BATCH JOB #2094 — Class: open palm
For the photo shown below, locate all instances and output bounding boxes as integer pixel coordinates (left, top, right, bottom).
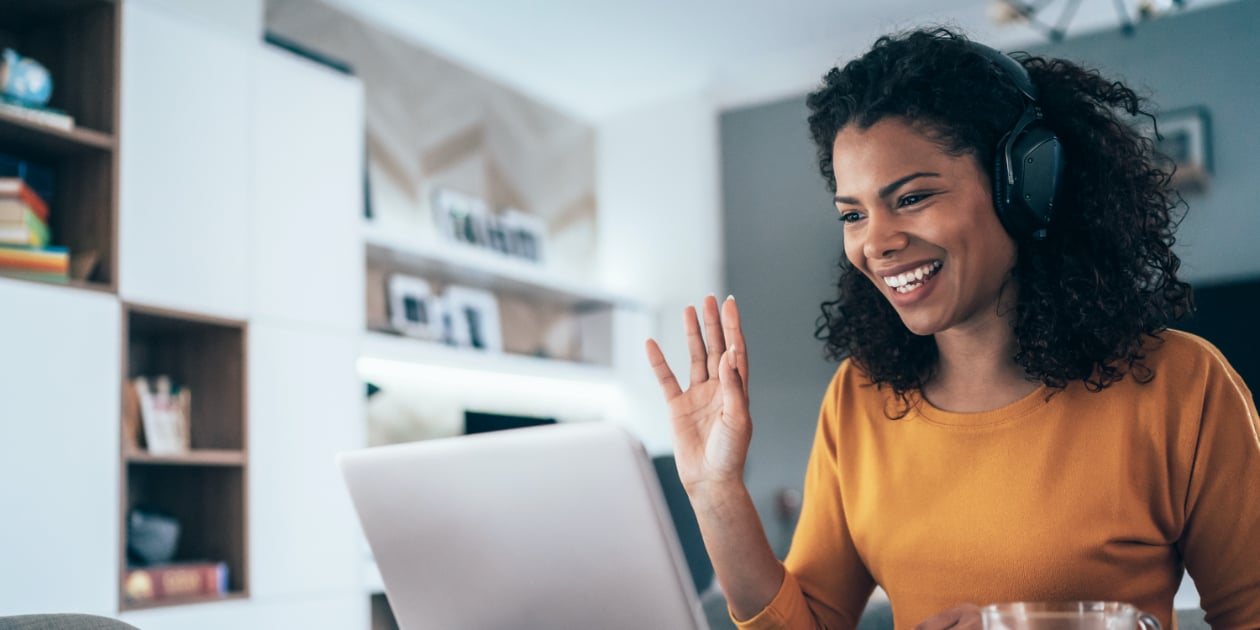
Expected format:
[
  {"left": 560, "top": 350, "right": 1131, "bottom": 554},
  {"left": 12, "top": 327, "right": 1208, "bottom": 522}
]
[{"left": 645, "top": 295, "right": 752, "bottom": 492}]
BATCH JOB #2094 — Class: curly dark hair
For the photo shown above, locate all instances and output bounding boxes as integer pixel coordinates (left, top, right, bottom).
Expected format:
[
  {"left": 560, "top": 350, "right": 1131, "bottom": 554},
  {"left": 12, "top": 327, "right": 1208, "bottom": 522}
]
[{"left": 807, "top": 27, "right": 1193, "bottom": 412}]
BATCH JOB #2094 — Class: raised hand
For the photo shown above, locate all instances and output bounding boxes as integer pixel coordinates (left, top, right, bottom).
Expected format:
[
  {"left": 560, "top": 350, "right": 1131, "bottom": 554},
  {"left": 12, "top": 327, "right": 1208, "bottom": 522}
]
[{"left": 645, "top": 295, "right": 752, "bottom": 493}]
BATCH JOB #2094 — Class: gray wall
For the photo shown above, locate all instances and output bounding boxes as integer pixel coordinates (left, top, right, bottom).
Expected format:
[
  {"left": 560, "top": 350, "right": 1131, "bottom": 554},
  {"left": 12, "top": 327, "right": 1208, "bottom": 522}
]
[
  {"left": 719, "top": 0, "right": 1260, "bottom": 555},
  {"left": 721, "top": 97, "right": 837, "bottom": 555},
  {"left": 1028, "top": 0, "right": 1260, "bottom": 284}
]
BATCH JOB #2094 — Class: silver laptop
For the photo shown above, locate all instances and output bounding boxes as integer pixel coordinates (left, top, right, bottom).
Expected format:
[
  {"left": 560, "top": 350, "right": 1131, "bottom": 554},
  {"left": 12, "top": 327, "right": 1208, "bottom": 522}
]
[{"left": 338, "top": 422, "right": 711, "bottom": 630}]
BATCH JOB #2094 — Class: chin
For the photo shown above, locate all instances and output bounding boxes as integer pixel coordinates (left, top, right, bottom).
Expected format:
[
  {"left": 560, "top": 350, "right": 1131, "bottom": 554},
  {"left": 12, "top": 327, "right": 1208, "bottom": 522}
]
[
  {"left": 891, "top": 309, "right": 947, "bottom": 337},
  {"left": 898, "top": 319, "right": 941, "bottom": 337}
]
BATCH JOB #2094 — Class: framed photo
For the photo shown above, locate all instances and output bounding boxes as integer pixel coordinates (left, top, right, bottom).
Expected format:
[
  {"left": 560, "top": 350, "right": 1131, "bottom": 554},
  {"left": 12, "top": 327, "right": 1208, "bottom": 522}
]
[
  {"left": 388, "top": 274, "right": 443, "bottom": 340},
  {"left": 499, "top": 208, "right": 547, "bottom": 263},
  {"left": 133, "top": 375, "right": 191, "bottom": 455},
  {"left": 431, "top": 187, "right": 496, "bottom": 247},
  {"left": 1148, "top": 106, "right": 1212, "bottom": 193},
  {"left": 444, "top": 285, "right": 503, "bottom": 352}
]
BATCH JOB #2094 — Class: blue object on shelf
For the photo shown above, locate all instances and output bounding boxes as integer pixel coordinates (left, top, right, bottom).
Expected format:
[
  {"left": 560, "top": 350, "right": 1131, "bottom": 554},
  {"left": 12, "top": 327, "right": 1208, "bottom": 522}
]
[
  {"left": 127, "top": 508, "right": 181, "bottom": 566},
  {"left": 0, "top": 151, "right": 55, "bottom": 203},
  {"left": 1, "top": 48, "right": 53, "bottom": 106}
]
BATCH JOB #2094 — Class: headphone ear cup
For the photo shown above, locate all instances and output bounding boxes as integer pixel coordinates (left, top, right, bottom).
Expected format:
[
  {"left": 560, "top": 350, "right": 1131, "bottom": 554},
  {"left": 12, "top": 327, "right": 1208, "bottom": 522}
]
[
  {"left": 1007, "top": 123, "right": 1064, "bottom": 238},
  {"left": 992, "top": 135, "right": 1015, "bottom": 236}
]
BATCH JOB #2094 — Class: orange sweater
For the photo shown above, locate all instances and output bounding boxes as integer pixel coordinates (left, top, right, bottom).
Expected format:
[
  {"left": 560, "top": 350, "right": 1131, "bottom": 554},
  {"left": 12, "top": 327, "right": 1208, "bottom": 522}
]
[{"left": 736, "top": 331, "right": 1260, "bottom": 630}]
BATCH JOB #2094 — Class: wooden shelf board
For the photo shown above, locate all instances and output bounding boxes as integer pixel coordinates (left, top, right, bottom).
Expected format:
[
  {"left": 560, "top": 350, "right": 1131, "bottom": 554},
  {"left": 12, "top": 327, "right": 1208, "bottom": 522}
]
[
  {"left": 0, "top": 271, "right": 114, "bottom": 294},
  {"left": 124, "top": 301, "right": 248, "bottom": 329},
  {"left": 120, "top": 591, "right": 247, "bottom": 612},
  {"left": 0, "top": 113, "right": 114, "bottom": 157},
  {"left": 125, "top": 449, "right": 247, "bottom": 467}
]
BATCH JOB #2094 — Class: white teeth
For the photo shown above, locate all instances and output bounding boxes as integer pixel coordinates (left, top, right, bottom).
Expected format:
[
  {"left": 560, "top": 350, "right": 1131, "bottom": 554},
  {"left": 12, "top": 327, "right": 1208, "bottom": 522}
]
[{"left": 882, "top": 261, "right": 941, "bottom": 288}]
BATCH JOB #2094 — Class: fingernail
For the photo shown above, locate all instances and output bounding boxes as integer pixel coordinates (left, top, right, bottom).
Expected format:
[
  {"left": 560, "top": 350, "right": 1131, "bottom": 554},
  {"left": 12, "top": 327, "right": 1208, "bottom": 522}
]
[{"left": 726, "top": 294, "right": 735, "bottom": 302}]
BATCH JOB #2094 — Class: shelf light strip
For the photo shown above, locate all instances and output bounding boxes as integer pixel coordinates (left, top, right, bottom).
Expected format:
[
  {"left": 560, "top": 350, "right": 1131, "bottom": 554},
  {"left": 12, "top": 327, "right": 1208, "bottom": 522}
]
[{"left": 356, "top": 356, "right": 625, "bottom": 406}]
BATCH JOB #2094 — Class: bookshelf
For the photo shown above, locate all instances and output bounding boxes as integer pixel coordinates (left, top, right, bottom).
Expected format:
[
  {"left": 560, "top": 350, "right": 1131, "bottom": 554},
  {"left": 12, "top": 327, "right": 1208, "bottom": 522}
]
[
  {"left": 0, "top": 0, "right": 119, "bottom": 290},
  {"left": 3, "top": 3, "right": 369, "bottom": 623},
  {"left": 364, "top": 219, "right": 641, "bottom": 372},
  {"left": 120, "top": 303, "right": 249, "bottom": 611}
]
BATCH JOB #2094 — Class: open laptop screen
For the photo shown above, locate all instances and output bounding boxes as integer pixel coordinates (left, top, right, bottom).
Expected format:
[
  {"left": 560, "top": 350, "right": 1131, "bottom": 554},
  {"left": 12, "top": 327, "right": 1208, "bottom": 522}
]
[{"left": 338, "top": 422, "right": 710, "bottom": 630}]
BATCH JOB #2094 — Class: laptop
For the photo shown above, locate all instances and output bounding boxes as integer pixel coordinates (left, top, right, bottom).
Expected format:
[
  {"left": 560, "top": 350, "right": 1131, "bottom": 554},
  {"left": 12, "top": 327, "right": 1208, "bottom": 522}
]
[{"left": 338, "top": 422, "right": 711, "bottom": 630}]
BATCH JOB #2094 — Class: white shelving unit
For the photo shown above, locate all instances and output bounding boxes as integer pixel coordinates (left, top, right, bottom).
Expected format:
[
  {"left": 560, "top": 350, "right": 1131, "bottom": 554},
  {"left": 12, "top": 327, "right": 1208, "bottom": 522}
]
[
  {"left": 362, "top": 216, "right": 653, "bottom": 378},
  {"left": 357, "top": 220, "right": 643, "bottom": 440},
  {"left": 362, "top": 219, "right": 639, "bottom": 310}
]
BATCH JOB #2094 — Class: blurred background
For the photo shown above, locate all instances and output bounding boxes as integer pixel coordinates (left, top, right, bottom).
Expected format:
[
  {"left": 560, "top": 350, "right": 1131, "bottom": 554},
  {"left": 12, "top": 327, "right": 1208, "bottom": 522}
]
[{"left": 0, "top": 0, "right": 1254, "bottom": 628}]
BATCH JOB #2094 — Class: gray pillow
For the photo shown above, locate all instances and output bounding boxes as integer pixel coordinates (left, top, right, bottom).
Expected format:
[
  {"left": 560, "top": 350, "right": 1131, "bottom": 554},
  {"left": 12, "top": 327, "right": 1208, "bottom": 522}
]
[{"left": 0, "top": 614, "right": 141, "bottom": 630}]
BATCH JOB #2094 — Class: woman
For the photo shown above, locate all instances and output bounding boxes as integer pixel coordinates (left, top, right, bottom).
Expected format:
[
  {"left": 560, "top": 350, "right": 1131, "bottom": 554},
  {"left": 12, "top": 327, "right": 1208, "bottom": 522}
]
[{"left": 645, "top": 28, "right": 1260, "bottom": 630}]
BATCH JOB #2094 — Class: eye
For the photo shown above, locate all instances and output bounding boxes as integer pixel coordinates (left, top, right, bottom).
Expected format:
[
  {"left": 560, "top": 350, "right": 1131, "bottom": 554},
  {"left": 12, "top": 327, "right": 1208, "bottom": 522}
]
[
  {"left": 838, "top": 211, "right": 864, "bottom": 224},
  {"left": 898, "top": 193, "right": 932, "bottom": 207}
]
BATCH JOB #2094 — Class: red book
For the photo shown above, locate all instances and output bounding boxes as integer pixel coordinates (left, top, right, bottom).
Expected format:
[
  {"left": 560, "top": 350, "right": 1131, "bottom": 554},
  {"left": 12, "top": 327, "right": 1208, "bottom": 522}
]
[
  {"left": 0, "top": 177, "right": 48, "bottom": 222},
  {"left": 124, "top": 562, "right": 229, "bottom": 603}
]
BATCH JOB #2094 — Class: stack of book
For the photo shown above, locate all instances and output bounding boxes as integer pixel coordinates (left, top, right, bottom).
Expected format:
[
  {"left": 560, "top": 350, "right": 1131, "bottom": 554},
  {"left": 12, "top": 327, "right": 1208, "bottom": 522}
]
[
  {"left": 0, "top": 175, "right": 67, "bottom": 282},
  {"left": 123, "top": 561, "right": 230, "bottom": 604}
]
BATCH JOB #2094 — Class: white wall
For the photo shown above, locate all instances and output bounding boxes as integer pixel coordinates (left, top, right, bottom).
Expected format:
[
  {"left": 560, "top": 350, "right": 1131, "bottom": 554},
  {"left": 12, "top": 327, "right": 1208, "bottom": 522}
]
[
  {"left": 596, "top": 90, "right": 723, "bottom": 454},
  {"left": 129, "top": 0, "right": 263, "bottom": 44}
]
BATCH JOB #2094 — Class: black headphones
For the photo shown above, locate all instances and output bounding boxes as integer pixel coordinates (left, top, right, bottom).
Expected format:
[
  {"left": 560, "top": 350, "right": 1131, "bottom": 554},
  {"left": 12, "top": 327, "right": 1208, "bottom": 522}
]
[{"left": 968, "top": 42, "right": 1064, "bottom": 241}]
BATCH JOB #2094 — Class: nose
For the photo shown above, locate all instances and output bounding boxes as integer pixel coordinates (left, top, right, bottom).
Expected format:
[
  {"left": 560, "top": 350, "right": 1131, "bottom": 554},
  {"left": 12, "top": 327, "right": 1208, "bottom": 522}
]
[{"left": 862, "top": 212, "right": 910, "bottom": 260}]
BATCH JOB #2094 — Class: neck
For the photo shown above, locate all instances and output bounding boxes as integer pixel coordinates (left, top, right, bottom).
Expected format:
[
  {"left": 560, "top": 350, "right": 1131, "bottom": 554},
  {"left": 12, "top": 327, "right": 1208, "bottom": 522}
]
[{"left": 923, "top": 310, "right": 1038, "bottom": 413}]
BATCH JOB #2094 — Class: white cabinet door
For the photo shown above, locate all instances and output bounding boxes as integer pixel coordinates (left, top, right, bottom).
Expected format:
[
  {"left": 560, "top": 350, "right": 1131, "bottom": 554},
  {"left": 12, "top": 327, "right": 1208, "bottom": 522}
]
[
  {"left": 119, "top": 593, "right": 367, "bottom": 630},
  {"left": 252, "top": 46, "right": 364, "bottom": 333},
  {"left": 248, "top": 323, "right": 365, "bottom": 599},
  {"left": 0, "top": 279, "right": 120, "bottom": 615},
  {"left": 119, "top": 1, "right": 252, "bottom": 318}
]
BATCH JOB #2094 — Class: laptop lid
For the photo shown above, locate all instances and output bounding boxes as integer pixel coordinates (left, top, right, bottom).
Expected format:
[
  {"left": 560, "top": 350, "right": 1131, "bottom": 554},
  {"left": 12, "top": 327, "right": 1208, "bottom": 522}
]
[{"left": 338, "top": 422, "right": 710, "bottom": 630}]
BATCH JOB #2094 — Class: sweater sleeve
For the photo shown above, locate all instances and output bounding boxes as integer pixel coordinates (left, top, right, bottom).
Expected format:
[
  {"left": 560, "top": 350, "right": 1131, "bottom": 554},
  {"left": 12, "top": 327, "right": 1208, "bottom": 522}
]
[
  {"left": 734, "top": 370, "right": 876, "bottom": 630},
  {"left": 1177, "top": 343, "right": 1260, "bottom": 629}
]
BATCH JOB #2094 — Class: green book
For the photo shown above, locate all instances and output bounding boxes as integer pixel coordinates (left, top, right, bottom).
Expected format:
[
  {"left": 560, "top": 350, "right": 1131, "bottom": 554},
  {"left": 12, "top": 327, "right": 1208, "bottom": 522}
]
[
  {"left": 0, "top": 207, "right": 49, "bottom": 246},
  {"left": 1, "top": 269, "right": 67, "bottom": 283}
]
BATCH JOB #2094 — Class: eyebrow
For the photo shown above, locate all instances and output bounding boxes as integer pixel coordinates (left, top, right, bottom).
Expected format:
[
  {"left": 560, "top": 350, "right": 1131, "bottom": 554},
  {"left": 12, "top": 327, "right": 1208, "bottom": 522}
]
[{"left": 833, "top": 171, "right": 941, "bottom": 205}]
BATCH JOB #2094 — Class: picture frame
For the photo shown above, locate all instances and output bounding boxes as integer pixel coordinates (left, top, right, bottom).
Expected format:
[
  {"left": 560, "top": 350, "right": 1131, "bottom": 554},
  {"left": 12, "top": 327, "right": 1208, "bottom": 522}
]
[
  {"left": 443, "top": 285, "right": 503, "bottom": 352},
  {"left": 388, "top": 274, "right": 444, "bottom": 340},
  {"left": 133, "top": 375, "right": 191, "bottom": 455},
  {"left": 431, "top": 187, "right": 547, "bottom": 264},
  {"left": 430, "top": 187, "right": 466, "bottom": 243},
  {"left": 431, "top": 187, "right": 493, "bottom": 247},
  {"left": 1147, "top": 106, "right": 1212, "bottom": 193},
  {"left": 499, "top": 208, "right": 547, "bottom": 263}
]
